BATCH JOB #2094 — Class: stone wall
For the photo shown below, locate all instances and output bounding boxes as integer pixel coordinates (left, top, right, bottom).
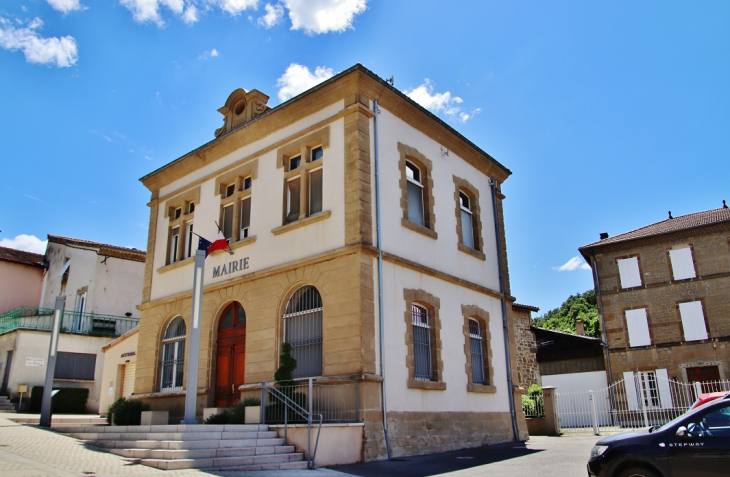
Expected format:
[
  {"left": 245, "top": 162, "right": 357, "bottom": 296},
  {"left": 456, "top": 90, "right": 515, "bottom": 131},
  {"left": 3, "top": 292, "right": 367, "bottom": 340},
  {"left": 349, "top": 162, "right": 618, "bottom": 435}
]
[{"left": 511, "top": 305, "right": 540, "bottom": 389}]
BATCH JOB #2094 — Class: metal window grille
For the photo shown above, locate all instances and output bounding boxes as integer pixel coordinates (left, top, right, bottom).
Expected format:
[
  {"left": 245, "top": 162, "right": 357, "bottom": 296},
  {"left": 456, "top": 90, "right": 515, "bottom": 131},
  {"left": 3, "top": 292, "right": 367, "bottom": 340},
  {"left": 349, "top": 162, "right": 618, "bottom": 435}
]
[
  {"left": 412, "top": 304, "right": 432, "bottom": 380},
  {"left": 159, "top": 317, "right": 186, "bottom": 391},
  {"left": 284, "top": 286, "right": 323, "bottom": 378},
  {"left": 469, "top": 319, "right": 486, "bottom": 385}
]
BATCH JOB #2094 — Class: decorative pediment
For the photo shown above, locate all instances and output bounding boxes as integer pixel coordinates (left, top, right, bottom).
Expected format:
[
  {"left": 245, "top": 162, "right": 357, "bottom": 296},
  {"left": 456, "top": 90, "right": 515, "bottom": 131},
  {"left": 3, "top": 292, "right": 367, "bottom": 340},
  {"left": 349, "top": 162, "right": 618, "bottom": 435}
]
[{"left": 214, "top": 88, "right": 271, "bottom": 138}]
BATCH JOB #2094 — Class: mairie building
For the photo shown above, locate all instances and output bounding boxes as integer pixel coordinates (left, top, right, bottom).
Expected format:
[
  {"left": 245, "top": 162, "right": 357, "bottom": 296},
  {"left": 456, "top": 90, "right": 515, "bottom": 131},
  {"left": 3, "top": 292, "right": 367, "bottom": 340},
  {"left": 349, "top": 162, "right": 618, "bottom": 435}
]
[{"left": 134, "top": 64, "right": 528, "bottom": 461}]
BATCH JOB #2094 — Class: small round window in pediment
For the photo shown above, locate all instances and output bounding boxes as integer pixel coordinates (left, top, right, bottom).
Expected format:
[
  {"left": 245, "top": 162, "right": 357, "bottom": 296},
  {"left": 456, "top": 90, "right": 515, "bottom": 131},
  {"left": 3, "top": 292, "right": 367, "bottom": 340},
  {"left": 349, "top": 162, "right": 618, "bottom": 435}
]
[{"left": 233, "top": 99, "right": 246, "bottom": 116}]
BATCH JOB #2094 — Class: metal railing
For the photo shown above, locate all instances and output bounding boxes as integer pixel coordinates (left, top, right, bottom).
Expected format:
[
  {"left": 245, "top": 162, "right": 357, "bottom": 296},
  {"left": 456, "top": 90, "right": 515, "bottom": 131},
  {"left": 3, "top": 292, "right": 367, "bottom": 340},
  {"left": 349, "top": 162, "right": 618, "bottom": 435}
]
[
  {"left": 522, "top": 392, "right": 545, "bottom": 418},
  {"left": 260, "top": 381, "right": 323, "bottom": 470},
  {"left": 259, "top": 377, "right": 359, "bottom": 424},
  {"left": 556, "top": 375, "right": 730, "bottom": 435},
  {"left": 0, "top": 306, "right": 139, "bottom": 337}
]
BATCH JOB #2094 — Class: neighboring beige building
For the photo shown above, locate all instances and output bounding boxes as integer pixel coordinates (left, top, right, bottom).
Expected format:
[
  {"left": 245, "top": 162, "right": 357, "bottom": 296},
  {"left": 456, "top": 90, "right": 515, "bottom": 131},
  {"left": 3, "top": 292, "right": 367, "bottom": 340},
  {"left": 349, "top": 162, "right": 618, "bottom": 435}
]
[
  {"left": 135, "top": 64, "right": 528, "bottom": 460},
  {"left": 0, "top": 236, "right": 145, "bottom": 412},
  {"left": 579, "top": 205, "right": 730, "bottom": 402},
  {"left": 99, "top": 327, "right": 139, "bottom": 415},
  {"left": 0, "top": 246, "right": 45, "bottom": 315}
]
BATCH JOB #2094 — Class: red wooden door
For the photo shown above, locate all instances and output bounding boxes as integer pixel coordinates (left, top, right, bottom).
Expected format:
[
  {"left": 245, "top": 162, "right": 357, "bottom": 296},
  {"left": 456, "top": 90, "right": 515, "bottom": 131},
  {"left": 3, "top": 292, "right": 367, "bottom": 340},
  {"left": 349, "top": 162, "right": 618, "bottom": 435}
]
[
  {"left": 687, "top": 365, "right": 721, "bottom": 394},
  {"left": 215, "top": 303, "right": 246, "bottom": 408}
]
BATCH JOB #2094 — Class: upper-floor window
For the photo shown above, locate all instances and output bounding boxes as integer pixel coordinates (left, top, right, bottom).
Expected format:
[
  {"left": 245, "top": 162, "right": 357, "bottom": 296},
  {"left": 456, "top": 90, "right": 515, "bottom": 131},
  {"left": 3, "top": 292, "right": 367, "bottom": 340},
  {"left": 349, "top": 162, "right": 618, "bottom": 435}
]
[
  {"left": 214, "top": 162, "right": 257, "bottom": 245},
  {"left": 406, "top": 161, "right": 425, "bottom": 226},
  {"left": 669, "top": 246, "right": 696, "bottom": 281},
  {"left": 284, "top": 146, "right": 324, "bottom": 224},
  {"left": 679, "top": 301, "right": 708, "bottom": 341},
  {"left": 398, "top": 143, "right": 436, "bottom": 238},
  {"left": 164, "top": 186, "right": 200, "bottom": 266},
  {"left": 617, "top": 257, "right": 642, "bottom": 289},
  {"left": 625, "top": 308, "right": 651, "bottom": 347},
  {"left": 459, "top": 193, "right": 474, "bottom": 248}
]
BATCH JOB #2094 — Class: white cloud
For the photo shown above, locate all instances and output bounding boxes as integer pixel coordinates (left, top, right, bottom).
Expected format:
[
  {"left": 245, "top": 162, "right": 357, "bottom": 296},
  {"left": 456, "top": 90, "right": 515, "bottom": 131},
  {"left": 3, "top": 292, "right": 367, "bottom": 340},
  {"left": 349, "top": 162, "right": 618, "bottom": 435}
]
[
  {"left": 0, "top": 17, "right": 78, "bottom": 67},
  {"left": 182, "top": 4, "right": 199, "bottom": 23},
  {"left": 284, "top": 0, "right": 367, "bottom": 35},
  {"left": 119, "top": 0, "right": 166, "bottom": 26},
  {"left": 552, "top": 256, "right": 592, "bottom": 272},
  {"left": 46, "top": 0, "right": 86, "bottom": 14},
  {"left": 258, "top": 2, "right": 283, "bottom": 28},
  {"left": 276, "top": 63, "right": 334, "bottom": 102},
  {"left": 0, "top": 234, "right": 48, "bottom": 254},
  {"left": 198, "top": 48, "right": 219, "bottom": 60},
  {"left": 216, "top": 0, "right": 259, "bottom": 15},
  {"left": 404, "top": 79, "right": 481, "bottom": 123}
]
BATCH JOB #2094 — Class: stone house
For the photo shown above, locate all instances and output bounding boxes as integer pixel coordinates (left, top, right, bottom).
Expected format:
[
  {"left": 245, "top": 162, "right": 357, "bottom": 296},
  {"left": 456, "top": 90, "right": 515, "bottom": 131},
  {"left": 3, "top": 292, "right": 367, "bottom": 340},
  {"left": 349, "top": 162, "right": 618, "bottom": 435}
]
[
  {"left": 579, "top": 205, "right": 730, "bottom": 404},
  {"left": 134, "top": 64, "right": 529, "bottom": 461},
  {"left": 0, "top": 235, "right": 144, "bottom": 411},
  {"left": 511, "top": 303, "right": 540, "bottom": 389}
]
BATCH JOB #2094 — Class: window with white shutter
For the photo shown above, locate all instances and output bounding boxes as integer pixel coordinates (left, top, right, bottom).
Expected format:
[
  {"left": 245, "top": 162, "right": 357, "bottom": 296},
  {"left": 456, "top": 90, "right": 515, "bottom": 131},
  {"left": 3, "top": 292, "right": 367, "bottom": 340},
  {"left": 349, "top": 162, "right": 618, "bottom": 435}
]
[
  {"left": 626, "top": 308, "right": 651, "bottom": 347},
  {"left": 617, "top": 257, "right": 642, "bottom": 289},
  {"left": 679, "top": 301, "right": 708, "bottom": 341},
  {"left": 669, "top": 246, "right": 696, "bottom": 281}
]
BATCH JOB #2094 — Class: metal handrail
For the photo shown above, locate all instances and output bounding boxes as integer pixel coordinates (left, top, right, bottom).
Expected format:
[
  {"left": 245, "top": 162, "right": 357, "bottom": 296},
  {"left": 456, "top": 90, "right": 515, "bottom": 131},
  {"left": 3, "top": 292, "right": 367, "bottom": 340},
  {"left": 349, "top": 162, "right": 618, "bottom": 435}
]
[{"left": 260, "top": 381, "right": 323, "bottom": 470}]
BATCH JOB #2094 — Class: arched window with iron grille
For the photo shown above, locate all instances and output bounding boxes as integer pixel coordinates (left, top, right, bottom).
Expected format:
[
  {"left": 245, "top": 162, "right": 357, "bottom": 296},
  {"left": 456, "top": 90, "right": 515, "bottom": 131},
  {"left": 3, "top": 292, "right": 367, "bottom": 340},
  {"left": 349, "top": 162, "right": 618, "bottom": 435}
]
[
  {"left": 159, "top": 316, "right": 186, "bottom": 391},
  {"left": 283, "top": 286, "right": 323, "bottom": 378}
]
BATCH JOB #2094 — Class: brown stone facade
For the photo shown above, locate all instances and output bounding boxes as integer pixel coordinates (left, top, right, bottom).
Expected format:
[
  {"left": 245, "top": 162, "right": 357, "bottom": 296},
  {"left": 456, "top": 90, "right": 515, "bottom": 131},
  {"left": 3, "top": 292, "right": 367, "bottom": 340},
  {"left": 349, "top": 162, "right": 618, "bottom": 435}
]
[
  {"left": 511, "top": 304, "right": 540, "bottom": 389},
  {"left": 586, "top": 220, "right": 730, "bottom": 382}
]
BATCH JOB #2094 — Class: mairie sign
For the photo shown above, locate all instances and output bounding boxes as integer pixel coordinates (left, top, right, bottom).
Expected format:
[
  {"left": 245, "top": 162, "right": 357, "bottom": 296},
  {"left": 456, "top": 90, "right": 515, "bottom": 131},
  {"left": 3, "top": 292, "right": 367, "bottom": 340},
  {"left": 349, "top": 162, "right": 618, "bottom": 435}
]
[{"left": 212, "top": 257, "right": 250, "bottom": 278}]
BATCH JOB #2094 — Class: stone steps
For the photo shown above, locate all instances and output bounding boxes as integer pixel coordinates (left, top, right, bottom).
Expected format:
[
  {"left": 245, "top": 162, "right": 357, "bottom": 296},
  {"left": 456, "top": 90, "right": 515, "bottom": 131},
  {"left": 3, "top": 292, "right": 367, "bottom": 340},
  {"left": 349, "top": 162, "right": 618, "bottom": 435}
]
[
  {"left": 56, "top": 423, "right": 308, "bottom": 471},
  {"left": 0, "top": 396, "right": 16, "bottom": 412}
]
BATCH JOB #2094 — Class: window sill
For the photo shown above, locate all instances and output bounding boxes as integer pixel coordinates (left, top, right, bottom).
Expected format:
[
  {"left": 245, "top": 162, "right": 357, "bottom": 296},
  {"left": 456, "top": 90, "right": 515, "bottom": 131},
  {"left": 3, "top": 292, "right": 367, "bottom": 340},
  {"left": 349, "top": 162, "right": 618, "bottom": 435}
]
[
  {"left": 467, "top": 383, "right": 497, "bottom": 394},
  {"left": 157, "top": 256, "right": 194, "bottom": 274},
  {"left": 458, "top": 244, "right": 486, "bottom": 261},
  {"left": 407, "top": 379, "right": 446, "bottom": 391},
  {"left": 272, "top": 211, "right": 331, "bottom": 236},
  {"left": 229, "top": 235, "right": 257, "bottom": 251},
  {"left": 401, "top": 218, "right": 438, "bottom": 240}
]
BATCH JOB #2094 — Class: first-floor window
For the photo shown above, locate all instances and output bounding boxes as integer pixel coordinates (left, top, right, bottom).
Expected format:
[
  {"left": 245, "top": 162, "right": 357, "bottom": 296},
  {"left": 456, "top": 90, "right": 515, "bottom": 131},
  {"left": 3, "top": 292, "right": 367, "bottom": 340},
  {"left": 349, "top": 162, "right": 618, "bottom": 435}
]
[
  {"left": 283, "top": 285, "right": 322, "bottom": 378},
  {"left": 469, "top": 319, "right": 486, "bottom": 384},
  {"left": 222, "top": 203, "right": 234, "bottom": 241},
  {"left": 160, "top": 317, "right": 186, "bottom": 391},
  {"left": 286, "top": 177, "right": 301, "bottom": 223},
  {"left": 412, "top": 304, "right": 432, "bottom": 381},
  {"left": 240, "top": 197, "right": 251, "bottom": 239},
  {"left": 309, "top": 168, "right": 323, "bottom": 215},
  {"left": 55, "top": 352, "right": 96, "bottom": 380},
  {"left": 169, "top": 226, "right": 180, "bottom": 264}
]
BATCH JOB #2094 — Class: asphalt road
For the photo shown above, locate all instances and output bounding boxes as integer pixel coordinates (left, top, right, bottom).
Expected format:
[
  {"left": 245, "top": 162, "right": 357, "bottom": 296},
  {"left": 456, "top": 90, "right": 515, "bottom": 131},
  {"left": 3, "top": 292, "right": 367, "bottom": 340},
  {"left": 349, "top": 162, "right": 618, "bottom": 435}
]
[{"left": 329, "top": 434, "right": 603, "bottom": 477}]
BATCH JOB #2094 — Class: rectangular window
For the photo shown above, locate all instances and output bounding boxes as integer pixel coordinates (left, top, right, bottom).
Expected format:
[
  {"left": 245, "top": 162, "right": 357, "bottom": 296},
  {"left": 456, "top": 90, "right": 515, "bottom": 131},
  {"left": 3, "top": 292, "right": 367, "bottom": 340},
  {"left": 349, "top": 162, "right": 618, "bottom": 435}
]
[
  {"left": 469, "top": 319, "right": 486, "bottom": 384},
  {"left": 169, "top": 226, "right": 180, "bottom": 264},
  {"left": 642, "top": 371, "right": 660, "bottom": 408},
  {"left": 626, "top": 308, "right": 651, "bottom": 347},
  {"left": 173, "top": 207, "right": 182, "bottom": 220},
  {"left": 243, "top": 176, "right": 252, "bottom": 190},
  {"left": 286, "top": 177, "right": 301, "bottom": 223},
  {"left": 618, "top": 257, "right": 642, "bottom": 289},
  {"left": 240, "top": 197, "right": 251, "bottom": 239},
  {"left": 55, "top": 352, "right": 96, "bottom": 380},
  {"left": 311, "top": 146, "right": 323, "bottom": 162},
  {"left": 669, "top": 247, "right": 696, "bottom": 281},
  {"left": 224, "top": 183, "right": 236, "bottom": 198},
  {"left": 461, "top": 208, "right": 474, "bottom": 249},
  {"left": 185, "top": 221, "right": 194, "bottom": 258},
  {"left": 289, "top": 155, "right": 301, "bottom": 170},
  {"left": 309, "top": 168, "right": 323, "bottom": 215},
  {"left": 412, "top": 304, "right": 433, "bottom": 381},
  {"left": 679, "top": 301, "right": 708, "bottom": 341},
  {"left": 406, "top": 162, "right": 425, "bottom": 226},
  {"left": 221, "top": 204, "right": 234, "bottom": 241}
]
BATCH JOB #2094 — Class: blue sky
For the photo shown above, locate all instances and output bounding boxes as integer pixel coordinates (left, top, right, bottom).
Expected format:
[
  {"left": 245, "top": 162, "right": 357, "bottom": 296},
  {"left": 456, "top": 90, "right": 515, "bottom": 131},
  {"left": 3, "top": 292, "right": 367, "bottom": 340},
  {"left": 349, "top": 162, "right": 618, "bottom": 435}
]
[{"left": 1, "top": 1, "right": 728, "bottom": 315}]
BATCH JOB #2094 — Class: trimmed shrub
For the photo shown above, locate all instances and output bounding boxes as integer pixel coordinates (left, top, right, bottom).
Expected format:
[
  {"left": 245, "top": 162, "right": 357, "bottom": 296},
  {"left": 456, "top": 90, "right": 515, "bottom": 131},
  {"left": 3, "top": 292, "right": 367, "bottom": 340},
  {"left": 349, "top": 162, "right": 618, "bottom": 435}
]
[
  {"left": 111, "top": 398, "right": 150, "bottom": 426},
  {"left": 29, "top": 387, "right": 89, "bottom": 414},
  {"left": 203, "top": 396, "right": 262, "bottom": 425}
]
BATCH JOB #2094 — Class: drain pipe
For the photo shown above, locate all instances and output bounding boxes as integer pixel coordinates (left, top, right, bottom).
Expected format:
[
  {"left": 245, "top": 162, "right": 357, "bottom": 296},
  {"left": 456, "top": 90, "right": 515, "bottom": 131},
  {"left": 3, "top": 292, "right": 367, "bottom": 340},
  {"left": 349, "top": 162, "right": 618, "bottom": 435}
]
[
  {"left": 489, "top": 177, "right": 519, "bottom": 442},
  {"left": 373, "top": 98, "right": 392, "bottom": 459}
]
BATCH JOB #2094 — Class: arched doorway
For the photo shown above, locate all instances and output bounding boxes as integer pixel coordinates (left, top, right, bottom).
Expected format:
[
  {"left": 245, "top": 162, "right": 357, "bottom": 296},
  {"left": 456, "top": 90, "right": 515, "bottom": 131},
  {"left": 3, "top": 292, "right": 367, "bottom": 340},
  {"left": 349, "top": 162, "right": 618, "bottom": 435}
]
[{"left": 215, "top": 302, "right": 246, "bottom": 407}]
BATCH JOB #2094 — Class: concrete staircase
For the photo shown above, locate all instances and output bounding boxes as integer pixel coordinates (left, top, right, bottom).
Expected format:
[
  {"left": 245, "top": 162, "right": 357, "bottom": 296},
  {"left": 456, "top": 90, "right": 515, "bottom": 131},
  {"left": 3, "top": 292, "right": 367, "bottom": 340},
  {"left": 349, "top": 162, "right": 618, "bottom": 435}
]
[
  {"left": 0, "top": 396, "right": 16, "bottom": 412},
  {"left": 54, "top": 424, "right": 308, "bottom": 471}
]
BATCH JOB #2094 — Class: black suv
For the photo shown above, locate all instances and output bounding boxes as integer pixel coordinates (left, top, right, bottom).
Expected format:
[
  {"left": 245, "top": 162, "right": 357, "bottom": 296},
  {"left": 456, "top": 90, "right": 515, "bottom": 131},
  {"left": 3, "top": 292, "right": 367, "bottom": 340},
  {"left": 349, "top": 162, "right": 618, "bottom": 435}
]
[{"left": 587, "top": 392, "right": 730, "bottom": 477}]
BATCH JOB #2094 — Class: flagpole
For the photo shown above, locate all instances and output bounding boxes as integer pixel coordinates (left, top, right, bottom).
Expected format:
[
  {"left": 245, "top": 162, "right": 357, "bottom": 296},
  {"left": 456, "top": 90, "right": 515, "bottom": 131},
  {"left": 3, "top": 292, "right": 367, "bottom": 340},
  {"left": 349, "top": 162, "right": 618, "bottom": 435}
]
[{"left": 183, "top": 248, "right": 205, "bottom": 424}]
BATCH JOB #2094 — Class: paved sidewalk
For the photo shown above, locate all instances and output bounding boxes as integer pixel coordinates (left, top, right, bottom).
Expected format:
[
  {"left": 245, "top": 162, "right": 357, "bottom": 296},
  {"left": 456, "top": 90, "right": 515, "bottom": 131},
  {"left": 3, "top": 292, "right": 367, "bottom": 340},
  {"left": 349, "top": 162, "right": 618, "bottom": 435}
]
[{"left": 0, "top": 417, "right": 343, "bottom": 477}]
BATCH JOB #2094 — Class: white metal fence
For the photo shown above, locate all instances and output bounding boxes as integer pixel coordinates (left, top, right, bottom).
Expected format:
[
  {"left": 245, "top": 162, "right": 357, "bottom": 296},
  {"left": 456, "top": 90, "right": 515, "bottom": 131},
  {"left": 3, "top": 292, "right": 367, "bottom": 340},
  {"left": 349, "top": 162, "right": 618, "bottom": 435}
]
[{"left": 555, "top": 374, "right": 730, "bottom": 435}]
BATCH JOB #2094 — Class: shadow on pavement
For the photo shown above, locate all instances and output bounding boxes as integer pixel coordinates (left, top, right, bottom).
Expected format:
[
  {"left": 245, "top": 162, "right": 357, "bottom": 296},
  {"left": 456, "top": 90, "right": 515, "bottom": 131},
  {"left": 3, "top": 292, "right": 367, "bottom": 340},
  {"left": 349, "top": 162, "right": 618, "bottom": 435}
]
[{"left": 329, "top": 441, "right": 543, "bottom": 477}]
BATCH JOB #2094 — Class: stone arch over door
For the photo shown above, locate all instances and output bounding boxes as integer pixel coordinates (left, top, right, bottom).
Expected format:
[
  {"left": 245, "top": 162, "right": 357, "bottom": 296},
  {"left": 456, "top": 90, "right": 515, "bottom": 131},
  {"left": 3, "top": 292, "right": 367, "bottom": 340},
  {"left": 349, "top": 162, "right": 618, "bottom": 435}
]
[{"left": 214, "top": 301, "right": 247, "bottom": 407}]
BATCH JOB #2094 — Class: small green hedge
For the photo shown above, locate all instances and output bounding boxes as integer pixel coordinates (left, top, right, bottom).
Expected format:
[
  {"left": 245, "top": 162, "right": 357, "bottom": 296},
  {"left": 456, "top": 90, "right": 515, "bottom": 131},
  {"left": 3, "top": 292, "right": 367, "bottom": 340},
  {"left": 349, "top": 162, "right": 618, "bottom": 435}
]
[
  {"left": 203, "top": 397, "right": 261, "bottom": 424},
  {"left": 106, "top": 398, "right": 150, "bottom": 426},
  {"left": 29, "top": 386, "right": 89, "bottom": 414}
]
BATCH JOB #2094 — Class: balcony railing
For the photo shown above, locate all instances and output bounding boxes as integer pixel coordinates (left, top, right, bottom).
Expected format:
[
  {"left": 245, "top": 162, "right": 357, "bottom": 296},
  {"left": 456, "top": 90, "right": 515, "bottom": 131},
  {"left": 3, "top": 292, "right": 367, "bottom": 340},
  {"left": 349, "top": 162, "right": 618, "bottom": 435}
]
[{"left": 0, "top": 306, "right": 139, "bottom": 338}]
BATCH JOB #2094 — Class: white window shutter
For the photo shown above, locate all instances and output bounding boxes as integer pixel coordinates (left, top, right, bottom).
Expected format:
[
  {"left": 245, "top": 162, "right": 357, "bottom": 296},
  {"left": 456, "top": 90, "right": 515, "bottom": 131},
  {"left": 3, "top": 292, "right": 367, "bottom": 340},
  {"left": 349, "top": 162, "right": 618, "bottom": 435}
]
[
  {"left": 618, "top": 257, "right": 642, "bottom": 288},
  {"left": 669, "top": 247, "right": 696, "bottom": 281},
  {"left": 679, "top": 301, "right": 708, "bottom": 341},
  {"left": 626, "top": 308, "right": 651, "bottom": 347},
  {"left": 624, "top": 371, "right": 639, "bottom": 411},
  {"left": 655, "top": 369, "right": 673, "bottom": 409}
]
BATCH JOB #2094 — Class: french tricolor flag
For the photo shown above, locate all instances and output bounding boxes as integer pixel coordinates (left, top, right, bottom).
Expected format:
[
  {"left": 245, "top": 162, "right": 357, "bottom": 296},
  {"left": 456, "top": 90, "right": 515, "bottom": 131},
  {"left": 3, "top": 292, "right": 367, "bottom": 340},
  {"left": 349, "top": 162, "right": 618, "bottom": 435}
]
[{"left": 197, "top": 231, "right": 232, "bottom": 257}]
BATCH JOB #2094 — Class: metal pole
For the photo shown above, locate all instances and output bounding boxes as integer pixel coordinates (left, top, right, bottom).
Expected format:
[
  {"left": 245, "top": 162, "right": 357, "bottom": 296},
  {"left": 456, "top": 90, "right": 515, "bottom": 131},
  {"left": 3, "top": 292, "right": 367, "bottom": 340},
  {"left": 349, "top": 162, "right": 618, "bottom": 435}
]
[
  {"left": 40, "top": 296, "right": 64, "bottom": 428},
  {"left": 308, "top": 377, "right": 313, "bottom": 469},
  {"left": 373, "top": 98, "right": 392, "bottom": 458},
  {"left": 490, "top": 178, "right": 520, "bottom": 442},
  {"left": 590, "top": 390, "right": 599, "bottom": 435},
  {"left": 183, "top": 249, "right": 205, "bottom": 424}
]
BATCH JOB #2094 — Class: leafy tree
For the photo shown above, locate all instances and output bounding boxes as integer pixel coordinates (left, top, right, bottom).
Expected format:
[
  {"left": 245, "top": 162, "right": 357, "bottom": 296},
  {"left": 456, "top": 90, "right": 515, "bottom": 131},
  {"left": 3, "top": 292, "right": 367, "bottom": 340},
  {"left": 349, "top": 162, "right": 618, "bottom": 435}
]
[
  {"left": 274, "top": 342, "right": 297, "bottom": 389},
  {"left": 532, "top": 289, "right": 601, "bottom": 338}
]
